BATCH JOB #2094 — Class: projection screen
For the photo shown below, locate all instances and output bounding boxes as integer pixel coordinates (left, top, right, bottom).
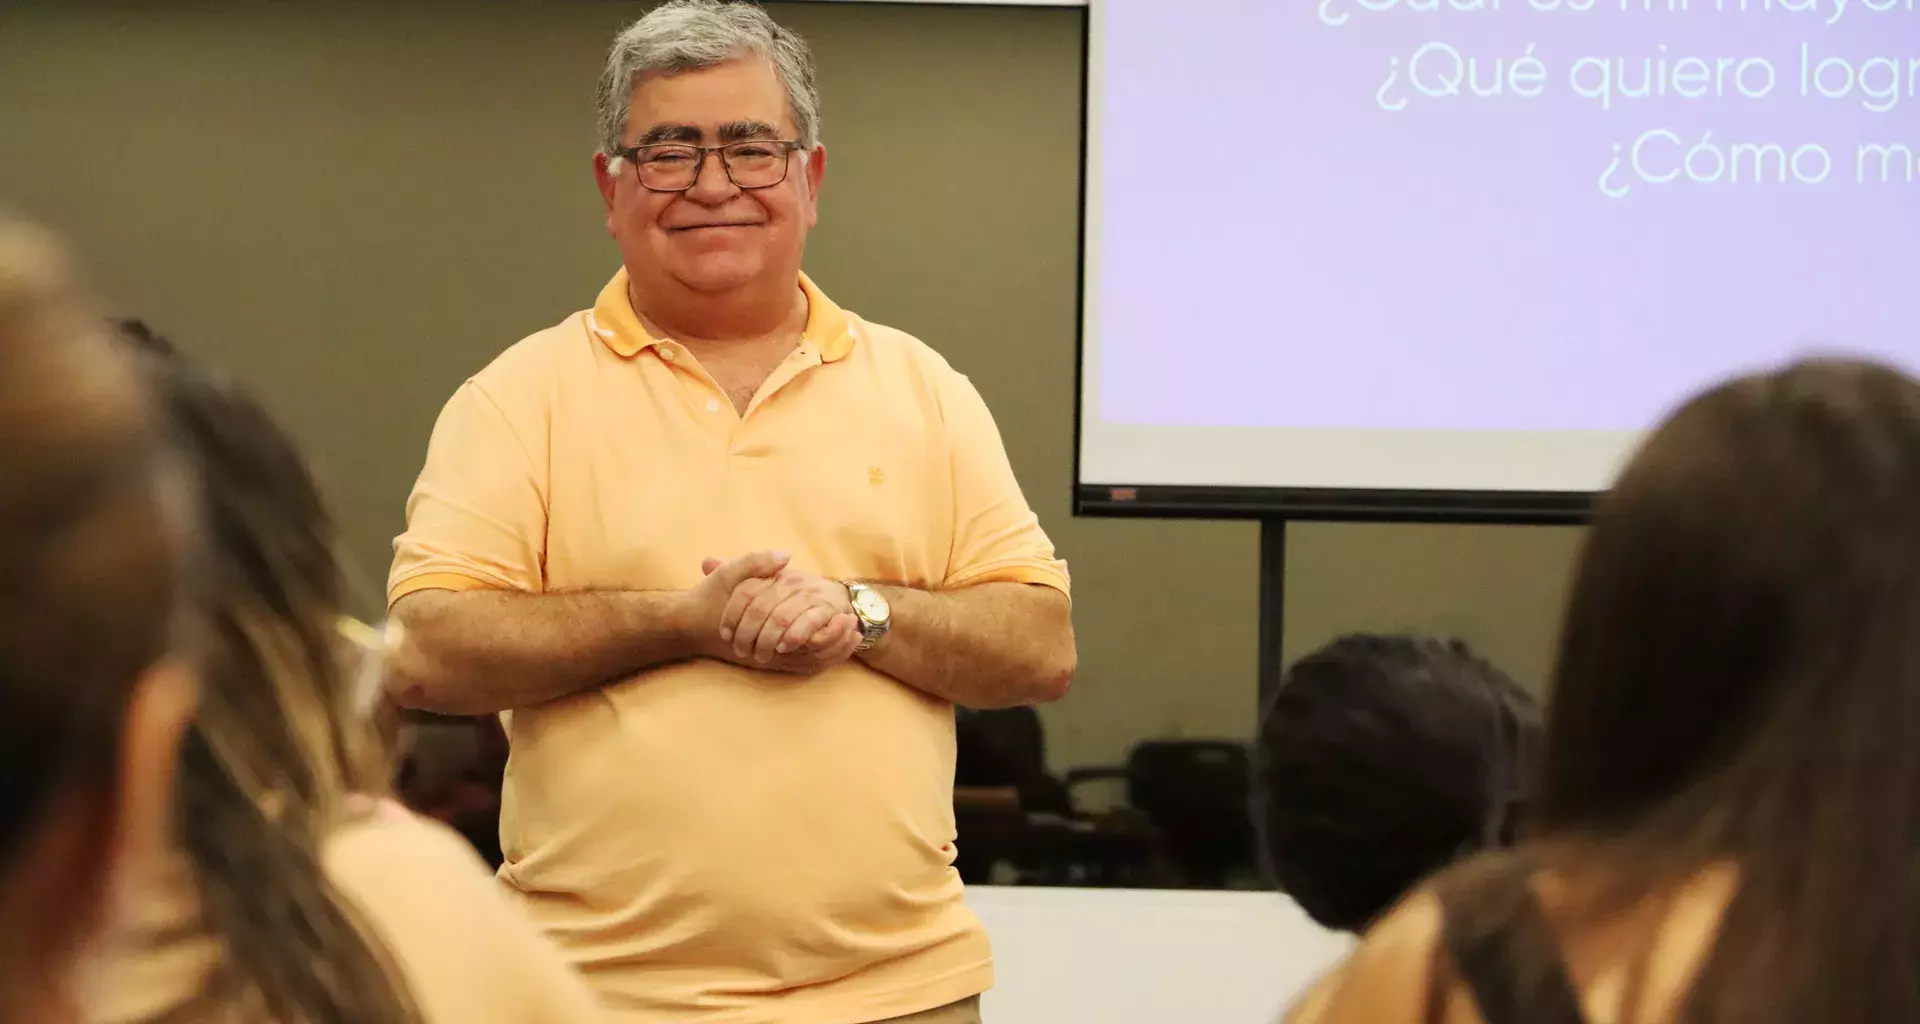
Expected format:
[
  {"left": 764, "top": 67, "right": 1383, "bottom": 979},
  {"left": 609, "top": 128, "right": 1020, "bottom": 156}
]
[{"left": 1075, "top": 0, "right": 1918, "bottom": 520}]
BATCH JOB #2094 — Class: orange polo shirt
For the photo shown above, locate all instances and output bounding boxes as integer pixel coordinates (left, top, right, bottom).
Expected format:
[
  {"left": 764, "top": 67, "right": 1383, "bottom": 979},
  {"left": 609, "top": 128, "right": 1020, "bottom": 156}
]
[{"left": 389, "top": 270, "right": 1068, "bottom": 1024}]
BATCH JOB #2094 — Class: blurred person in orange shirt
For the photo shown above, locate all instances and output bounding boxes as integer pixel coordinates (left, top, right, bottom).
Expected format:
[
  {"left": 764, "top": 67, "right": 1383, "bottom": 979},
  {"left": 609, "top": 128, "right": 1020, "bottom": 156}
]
[
  {"left": 81, "top": 324, "right": 604, "bottom": 1023},
  {"left": 1291, "top": 360, "right": 1920, "bottom": 1024}
]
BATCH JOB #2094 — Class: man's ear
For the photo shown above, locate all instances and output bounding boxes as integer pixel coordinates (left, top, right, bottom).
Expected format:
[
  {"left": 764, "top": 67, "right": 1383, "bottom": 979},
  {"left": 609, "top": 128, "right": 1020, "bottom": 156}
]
[
  {"left": 593, "top": 153, "right": 623, "bottom": 233},
  {"left": 802, "top": 144, "right": 827, "bottom": 228}
]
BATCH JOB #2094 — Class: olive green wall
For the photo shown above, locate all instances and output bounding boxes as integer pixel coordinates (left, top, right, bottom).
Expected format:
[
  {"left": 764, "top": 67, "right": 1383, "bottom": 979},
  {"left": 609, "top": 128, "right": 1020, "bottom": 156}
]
[{"left": 0, "top": 2, "right": 1582, "bottom": 771}]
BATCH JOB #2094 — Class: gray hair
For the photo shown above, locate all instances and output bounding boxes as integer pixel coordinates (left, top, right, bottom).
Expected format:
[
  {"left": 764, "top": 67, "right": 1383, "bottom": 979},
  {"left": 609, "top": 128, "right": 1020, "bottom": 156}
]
[{"left": 595, "top": 0, "right": 822, "bottom": 155}]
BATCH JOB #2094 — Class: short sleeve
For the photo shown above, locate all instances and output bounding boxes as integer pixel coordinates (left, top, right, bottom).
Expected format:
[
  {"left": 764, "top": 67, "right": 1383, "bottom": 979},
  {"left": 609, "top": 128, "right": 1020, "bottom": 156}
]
[
  {"left": 938, "top": 370, "right": 1070, "bottom": 596},
  {"left": 388, "top": 381, "right": 549, "bottom": 608},
  {"left": 323, "top": 814, "right": 606, "bottom": 1023}
]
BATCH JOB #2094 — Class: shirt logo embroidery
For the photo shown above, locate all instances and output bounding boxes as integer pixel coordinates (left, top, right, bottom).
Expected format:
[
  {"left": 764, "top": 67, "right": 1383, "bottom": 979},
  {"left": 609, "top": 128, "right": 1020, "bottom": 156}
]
[{"left": 868, "top": 466, "right": 885, "bottom": 486}]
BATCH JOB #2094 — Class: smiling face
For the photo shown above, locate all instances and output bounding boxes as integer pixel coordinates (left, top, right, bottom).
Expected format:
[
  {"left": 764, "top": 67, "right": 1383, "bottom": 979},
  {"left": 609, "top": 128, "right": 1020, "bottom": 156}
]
[{"left": 595, "top": 55, "right": 825, "bottom": 302}]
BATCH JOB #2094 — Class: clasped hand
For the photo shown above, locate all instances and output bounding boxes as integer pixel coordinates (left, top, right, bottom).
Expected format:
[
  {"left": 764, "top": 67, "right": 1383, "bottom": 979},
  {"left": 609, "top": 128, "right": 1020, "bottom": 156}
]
[{"left": 693, "top": 552, "right": 860, "bottom": 674}]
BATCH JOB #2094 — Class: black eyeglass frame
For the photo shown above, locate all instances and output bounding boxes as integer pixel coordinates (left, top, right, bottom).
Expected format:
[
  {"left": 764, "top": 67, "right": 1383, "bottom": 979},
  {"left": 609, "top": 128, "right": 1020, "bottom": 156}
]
[{"left": 613, "top": 140, "right": 807, "bottom": 193}]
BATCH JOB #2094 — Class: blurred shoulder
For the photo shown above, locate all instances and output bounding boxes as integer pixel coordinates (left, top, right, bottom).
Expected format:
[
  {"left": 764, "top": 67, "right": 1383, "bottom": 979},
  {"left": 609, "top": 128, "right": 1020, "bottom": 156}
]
[
  {"left": 1286, "top": 889, "right": 1460, "bottom": 1024},
  {"left": 322, "top": 806, "right": 605, "bottom": 1022},
  {"left": 322, "top": 801, "right": 492, "bottom": 898}
]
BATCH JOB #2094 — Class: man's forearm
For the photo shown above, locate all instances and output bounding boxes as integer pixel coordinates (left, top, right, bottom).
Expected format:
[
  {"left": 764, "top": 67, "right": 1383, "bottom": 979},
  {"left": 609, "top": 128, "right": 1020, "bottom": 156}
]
[
  {"left": 387, "top": 588, "right": 700, "bottom": 715},
  {"left": 858, "top": 582, "right": 1075, "bottom": 709}
]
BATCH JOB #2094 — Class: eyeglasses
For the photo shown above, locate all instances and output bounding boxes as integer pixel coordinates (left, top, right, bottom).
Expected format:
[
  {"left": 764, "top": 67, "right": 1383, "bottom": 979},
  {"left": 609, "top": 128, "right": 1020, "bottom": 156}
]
[{"left": 615, "top": 140, "right": 804, "bottom": 193}]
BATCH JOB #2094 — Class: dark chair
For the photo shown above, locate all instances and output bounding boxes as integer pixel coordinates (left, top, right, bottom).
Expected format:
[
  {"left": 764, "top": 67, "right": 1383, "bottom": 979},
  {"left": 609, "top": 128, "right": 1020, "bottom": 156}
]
[
  {"left": 956, "top": 706, "right": 1070, "bottom": 814},
  {"left": 1065, "top": 739, "right": 1257, "bottom": 889},
  {"left": 955, "top": 707, "right": 1062, "bottom": 883},
  {"left": 952, "top": 708, "right": 1166, "bottom": 886}
]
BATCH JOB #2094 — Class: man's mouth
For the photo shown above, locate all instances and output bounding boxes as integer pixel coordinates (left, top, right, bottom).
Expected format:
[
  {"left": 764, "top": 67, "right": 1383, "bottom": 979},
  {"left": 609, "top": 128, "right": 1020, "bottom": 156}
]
[{"left": 671, "top": 222, "right": 760, "bottom": 232}]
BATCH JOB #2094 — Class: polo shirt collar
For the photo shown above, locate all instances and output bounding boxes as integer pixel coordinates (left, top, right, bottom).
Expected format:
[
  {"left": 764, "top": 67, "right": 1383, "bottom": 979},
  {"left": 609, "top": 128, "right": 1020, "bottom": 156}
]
[{"left": 587, "top": 268, "right": 855, "bottom": 363}]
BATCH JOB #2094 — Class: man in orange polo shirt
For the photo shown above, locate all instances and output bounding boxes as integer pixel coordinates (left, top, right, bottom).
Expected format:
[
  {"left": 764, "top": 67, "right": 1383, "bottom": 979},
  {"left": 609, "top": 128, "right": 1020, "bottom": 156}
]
[{"left": 383, "top": 3, "right": 1075, "bottom": 1023}]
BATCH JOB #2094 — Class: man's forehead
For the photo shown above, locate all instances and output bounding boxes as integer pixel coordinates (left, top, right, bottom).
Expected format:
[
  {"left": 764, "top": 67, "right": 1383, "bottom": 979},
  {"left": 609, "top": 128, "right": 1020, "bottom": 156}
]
[{"left": 626, "top": 58, "right": 792, "bottom": 138}]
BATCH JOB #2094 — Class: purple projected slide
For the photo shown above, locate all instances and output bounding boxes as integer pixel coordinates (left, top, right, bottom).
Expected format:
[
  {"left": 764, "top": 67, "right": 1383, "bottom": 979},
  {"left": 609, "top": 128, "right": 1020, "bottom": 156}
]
[{"left": 1096, "top": 0, "right": 1918, "bottom": 432}]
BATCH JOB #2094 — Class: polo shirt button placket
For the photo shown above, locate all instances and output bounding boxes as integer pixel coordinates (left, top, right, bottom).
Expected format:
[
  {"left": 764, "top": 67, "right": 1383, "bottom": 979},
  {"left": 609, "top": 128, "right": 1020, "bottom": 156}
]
[{"left": 656, "top": 342, "right": 726, "bottom": 419}]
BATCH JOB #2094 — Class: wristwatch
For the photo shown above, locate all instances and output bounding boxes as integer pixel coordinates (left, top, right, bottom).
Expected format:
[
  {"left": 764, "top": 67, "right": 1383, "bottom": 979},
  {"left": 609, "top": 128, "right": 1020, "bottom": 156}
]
[{"left": 845, "top": 582, "right": 892, "bottom": 653}]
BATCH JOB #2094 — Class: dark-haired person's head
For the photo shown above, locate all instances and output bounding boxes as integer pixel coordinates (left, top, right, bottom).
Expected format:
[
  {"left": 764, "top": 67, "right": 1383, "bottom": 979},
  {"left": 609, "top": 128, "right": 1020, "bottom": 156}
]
[
  {"left": 1530, "top": 358, "right": 1920, "bottom": 1021},
  {"left": 0, "top": 218, "right": 197, "bottom": 1022},
  {"left": 99, "top": 324, "right": 420, "bottom": 1022},
  {"left": 1257, "top": 634, "right": 1539, "bottom": 932}
]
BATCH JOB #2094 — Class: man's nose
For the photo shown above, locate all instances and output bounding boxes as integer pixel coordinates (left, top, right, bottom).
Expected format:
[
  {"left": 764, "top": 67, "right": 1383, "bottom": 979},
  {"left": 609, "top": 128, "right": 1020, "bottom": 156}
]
[{"left": 684, "top": 150, "right": 739, "bottom": 203}]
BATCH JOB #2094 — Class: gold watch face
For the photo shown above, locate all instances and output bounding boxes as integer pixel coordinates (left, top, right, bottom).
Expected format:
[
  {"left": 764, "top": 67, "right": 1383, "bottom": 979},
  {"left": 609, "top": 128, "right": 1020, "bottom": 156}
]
[{"left": 852, "top": 586, "right": 890, "bottom": 625}]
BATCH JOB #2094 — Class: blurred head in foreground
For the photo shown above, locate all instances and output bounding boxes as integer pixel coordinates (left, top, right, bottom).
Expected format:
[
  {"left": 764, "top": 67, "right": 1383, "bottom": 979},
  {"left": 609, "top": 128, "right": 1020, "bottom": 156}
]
[
  {"left": 0, "top": 218, "right": 196, "bottom": 1022},
  {"left": 1257, "top": 634, "right": 1540, "bottom": 931},
  {"left": 1523, "top": 357, "right": 1920, "bottom": 1021},
  {"left": 106, "top": 321, "right": 420, "bottom": 1021}
]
